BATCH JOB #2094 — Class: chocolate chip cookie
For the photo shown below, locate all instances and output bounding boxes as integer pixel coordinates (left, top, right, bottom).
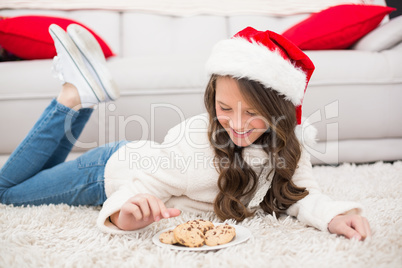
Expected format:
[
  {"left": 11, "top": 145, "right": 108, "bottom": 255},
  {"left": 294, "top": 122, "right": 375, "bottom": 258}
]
[
  {"left": 204, "top": 223, "right": 236, "bottom": 246},
  {"left": 186, "top": 219, "right": 214, "bottom": 233},
  {"left": 159, "top": 230, "right": 178, "bottom": 245},
  {"left": 173, "top": 222, "right": 205, "bottom": 248}
]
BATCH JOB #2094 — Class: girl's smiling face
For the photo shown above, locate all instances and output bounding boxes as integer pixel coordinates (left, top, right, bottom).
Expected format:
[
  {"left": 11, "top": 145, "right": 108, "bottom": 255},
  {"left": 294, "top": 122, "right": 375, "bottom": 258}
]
[{"left": 215, "top": 76, "right": 269, "bottom": 147}]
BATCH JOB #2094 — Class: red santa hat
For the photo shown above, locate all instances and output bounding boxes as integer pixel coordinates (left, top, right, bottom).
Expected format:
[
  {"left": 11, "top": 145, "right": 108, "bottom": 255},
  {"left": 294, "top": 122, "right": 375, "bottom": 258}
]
[{"left": 206, "top": 27, "right": 315, "bottom": 125}]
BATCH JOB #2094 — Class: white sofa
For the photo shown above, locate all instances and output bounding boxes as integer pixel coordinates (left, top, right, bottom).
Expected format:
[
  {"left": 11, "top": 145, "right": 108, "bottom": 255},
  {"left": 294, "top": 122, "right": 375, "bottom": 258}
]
[{"left": 1, "top": 1, "right": 402, "bottom": 166}]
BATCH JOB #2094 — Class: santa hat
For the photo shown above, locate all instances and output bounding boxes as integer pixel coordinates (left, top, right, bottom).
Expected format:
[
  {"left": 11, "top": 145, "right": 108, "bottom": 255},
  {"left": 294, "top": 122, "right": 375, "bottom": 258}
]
[{"left": 206, "top": 27, "right": 315, "bottom": 125}]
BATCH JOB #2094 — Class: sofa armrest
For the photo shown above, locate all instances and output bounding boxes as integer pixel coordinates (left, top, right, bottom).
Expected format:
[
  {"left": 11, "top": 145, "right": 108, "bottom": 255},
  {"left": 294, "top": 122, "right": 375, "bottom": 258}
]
[{"left": 351, "top": 16, "right": 402, "bottom": 52}]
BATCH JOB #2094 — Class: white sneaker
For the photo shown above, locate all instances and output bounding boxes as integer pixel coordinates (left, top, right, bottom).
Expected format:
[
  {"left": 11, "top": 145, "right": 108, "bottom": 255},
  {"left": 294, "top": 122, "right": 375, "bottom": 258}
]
[
  {"left": 49, "top": 24, "right": 105, "bottom": 108},
  {"left": 67, "top": 24, "right": 120, "bottom": 101}
]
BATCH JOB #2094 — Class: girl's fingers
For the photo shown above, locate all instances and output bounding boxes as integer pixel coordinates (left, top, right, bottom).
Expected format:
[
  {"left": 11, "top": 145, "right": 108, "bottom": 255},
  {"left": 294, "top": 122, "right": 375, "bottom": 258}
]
[
  {"left": 342, "top": 223, "right": 361, "bottom": 240},
  {"left": 166, "top": 208, "right": 181, "bottom": 218},
  {"left": 125, "top": 194, "right": 154, "bottom": 221},
  {"left": 125, "top": 194, "right": 176, "bottom": 223},
  {"left": 351, "top": 216, "right": 367, "bottom": 240},
  {"left": 156, "top": 197, "right": 170, "bottom": 219},
  {"left": 124, "top": 201, "right": 144, "bottom": 221},
  {"left": 329, "top": 214, "right": 372, "bottom": 241},
  {"left": 144, "top": 194, "right": 164, "bottom": 221},
  {"left": 138, "top": 195, "right": 166, "bottom": 221},
  {"left": 148, "top": 195, "right": 170, "bottom": 221},
  {"left": 363, "top": 217, "right": 372, "bottom": 238},
  {"left": 135, "top": 196, "right": 151, "bottom": 221}
]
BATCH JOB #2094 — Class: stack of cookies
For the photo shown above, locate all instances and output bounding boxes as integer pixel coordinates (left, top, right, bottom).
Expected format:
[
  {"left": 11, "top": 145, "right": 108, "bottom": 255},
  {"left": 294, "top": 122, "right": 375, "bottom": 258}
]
[{"left": 159, "top": 219, "right": 236, "bottom": 248}]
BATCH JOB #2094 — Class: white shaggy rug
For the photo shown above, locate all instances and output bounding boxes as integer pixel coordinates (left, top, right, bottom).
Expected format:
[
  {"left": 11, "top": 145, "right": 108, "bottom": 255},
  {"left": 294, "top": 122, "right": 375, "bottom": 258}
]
[{"left": 1, "top": 161, "right": 401, "bottom": 268}]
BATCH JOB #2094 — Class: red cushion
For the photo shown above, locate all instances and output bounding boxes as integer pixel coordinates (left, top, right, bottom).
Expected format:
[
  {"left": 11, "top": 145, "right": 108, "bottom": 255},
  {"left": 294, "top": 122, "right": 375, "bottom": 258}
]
[
  {"left": 0, "top": 15, "right": 115, "bottom": 60},
  {"left": 282, "top": 5, "right": 396, "bottom": 50}
]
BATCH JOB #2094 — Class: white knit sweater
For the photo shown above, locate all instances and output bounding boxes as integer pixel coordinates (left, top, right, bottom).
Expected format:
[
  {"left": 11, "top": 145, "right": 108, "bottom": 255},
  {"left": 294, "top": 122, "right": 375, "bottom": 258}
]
[{"left": 98, "top": 113, "right": 362, "bottom": 234}]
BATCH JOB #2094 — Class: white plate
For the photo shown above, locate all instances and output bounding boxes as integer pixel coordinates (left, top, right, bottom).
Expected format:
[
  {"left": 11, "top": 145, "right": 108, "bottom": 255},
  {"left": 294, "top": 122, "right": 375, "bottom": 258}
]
[{"left": 152, "top": 223, "right": 252, "bottom": 251}]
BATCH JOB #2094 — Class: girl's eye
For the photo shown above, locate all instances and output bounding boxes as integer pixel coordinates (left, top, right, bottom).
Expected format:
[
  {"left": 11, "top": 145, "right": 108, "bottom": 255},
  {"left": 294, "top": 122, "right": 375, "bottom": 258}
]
[
  {"left": 220, "top": 106, "right": 231, "bottom": 111},
  {"left": 247, "top": 111, "right": 257, "bottom": 116}
]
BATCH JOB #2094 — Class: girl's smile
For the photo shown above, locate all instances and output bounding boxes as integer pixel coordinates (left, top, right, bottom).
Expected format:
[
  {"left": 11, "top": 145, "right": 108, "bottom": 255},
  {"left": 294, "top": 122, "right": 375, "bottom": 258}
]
[
  {"left": 231, "top": 128, "right": 253, "bottom": 138},
  {"left": 215, "top": 76, "right": 269, "bottom": 147}
]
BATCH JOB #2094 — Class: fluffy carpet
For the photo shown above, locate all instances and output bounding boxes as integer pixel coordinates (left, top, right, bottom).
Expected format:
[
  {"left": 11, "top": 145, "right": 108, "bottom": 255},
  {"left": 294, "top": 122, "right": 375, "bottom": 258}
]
[{"left": 1, "top": 161, "right": 401, "bottom": 268}]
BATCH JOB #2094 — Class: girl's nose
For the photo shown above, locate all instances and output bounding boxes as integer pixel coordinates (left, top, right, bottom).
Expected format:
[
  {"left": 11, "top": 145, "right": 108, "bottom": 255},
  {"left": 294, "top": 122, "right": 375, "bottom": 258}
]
[{"left": 229, "top": 114, "right": 246, "bottom": 131}]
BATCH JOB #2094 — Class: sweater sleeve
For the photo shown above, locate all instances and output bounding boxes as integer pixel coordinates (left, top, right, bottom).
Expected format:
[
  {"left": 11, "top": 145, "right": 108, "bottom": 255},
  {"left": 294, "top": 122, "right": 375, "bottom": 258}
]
[
  {"left": 97, "top": 188, "right": 153, "bottom": 234},
  {"left": 97, "top": 114, "right": 209, "bottom": 234},
  {"left": 98, "top": 141, "right": 190, "bottom": 233},
  {"left": 286, "top": 149, "right": 363, "bottom": 232}
]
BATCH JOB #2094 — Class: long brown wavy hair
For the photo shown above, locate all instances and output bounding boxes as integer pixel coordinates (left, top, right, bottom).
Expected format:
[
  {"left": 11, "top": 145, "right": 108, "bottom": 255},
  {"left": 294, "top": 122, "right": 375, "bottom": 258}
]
[{"left": 204, "top": 74, "right": 309, "bottom": 221}]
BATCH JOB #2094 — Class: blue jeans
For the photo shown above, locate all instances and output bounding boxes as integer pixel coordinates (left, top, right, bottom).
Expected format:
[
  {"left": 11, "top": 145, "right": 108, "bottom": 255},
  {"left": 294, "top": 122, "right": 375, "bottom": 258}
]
[{"left": 0, "top": 99, "right": 128, "bottom": 206}]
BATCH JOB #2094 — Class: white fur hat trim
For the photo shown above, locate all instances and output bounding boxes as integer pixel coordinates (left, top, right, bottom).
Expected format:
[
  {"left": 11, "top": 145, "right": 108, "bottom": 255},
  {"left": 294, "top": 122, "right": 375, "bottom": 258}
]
[{"left": 206, "top": 38, "right": 307, "bottom": 106}]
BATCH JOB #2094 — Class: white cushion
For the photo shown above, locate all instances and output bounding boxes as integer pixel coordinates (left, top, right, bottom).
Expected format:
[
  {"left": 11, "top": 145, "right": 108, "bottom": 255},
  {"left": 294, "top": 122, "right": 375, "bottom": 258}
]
[
  {"left": 108, "top": 54, "right": 210, "bottom": 91},
  {"left": 121, "top": 13, "right": 227, "bottom": 58},
  {"left": 352, "top": 16, "right": 402, "bottom": 52},
  {"left": 228, "top": 14, "right": 310, "bottom": 35},
  {"left": 303, "top": 50, "right": 402, "bottom": 141}
]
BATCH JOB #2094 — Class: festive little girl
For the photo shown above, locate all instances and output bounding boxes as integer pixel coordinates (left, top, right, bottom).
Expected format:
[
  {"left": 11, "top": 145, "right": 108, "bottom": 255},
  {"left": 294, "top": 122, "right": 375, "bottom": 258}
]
[{"left": 0, "top": 24, "right": 370, "bottom": 240}]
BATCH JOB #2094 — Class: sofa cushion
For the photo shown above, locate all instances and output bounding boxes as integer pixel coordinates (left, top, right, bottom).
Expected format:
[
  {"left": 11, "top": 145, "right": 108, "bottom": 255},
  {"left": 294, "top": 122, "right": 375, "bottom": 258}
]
[
  {"left": 0, "top": 15, "right": 115, "bottom": 60},
  {"left": 0, "top": 55, "right": 209, "bottom": 98},
  {"left": 0, "top": 15, "right": 20, "bottom": 61},
  {"left": 108, "top": 55, "right": 210, "bottom": 91},
  {"left": 121, "top": 13, "right": 227, "bottom": 58},
  {"left": 228, "top": 14, "right": 310, "bottom": 36},
  {"left": 352, "top": 15, "right": 402, "bottom": 51},
  {"left": 303, "top": 49, "right": 402, "bottom": 142},
  {"left": 282, "top": 4, "right": 396, "bottom": 50}
]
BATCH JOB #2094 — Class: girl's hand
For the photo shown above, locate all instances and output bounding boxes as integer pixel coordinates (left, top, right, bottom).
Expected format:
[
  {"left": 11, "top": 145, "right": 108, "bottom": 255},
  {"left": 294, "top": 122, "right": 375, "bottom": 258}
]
[
  {"left": 110, "top": 193, "right": 181, "bottom": 231},
  {"left": 328, "top": 214, "right": 371, "bottom": 241}
]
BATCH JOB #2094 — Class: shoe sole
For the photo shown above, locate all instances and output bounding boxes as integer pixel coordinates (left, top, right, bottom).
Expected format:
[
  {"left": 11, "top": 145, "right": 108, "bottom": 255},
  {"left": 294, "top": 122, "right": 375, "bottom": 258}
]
[
  {"left": 67, "top": 24, "right": 120, "bottom": 101},
  {"left": 49, "top": 24, "right": 104, "bottom": 103}
]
